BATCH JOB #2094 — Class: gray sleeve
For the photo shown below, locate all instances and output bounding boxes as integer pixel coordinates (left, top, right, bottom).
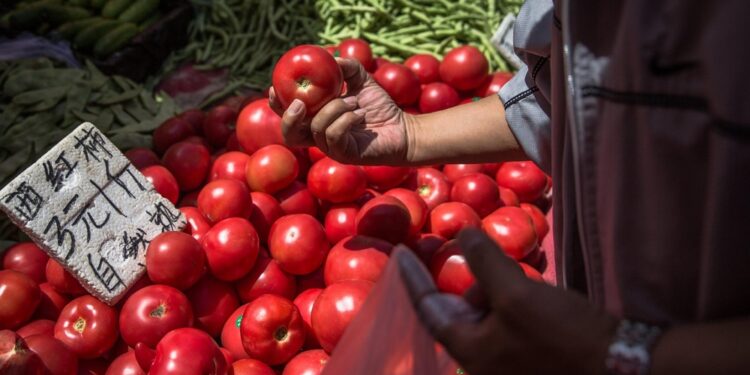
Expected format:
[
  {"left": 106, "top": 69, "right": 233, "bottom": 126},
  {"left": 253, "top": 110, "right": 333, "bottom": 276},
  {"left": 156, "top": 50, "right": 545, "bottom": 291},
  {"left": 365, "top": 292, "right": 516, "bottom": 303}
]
[{"left": 498, "top": 0, "right": 553, "bottom": 173}]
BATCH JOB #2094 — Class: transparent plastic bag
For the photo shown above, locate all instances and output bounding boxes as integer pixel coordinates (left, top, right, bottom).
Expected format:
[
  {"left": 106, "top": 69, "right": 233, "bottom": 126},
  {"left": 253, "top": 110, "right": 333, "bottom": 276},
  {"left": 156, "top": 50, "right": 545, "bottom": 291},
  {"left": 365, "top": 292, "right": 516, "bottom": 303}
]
[{"left": 322, "top": 250, "right": 463, "bottom": 375}]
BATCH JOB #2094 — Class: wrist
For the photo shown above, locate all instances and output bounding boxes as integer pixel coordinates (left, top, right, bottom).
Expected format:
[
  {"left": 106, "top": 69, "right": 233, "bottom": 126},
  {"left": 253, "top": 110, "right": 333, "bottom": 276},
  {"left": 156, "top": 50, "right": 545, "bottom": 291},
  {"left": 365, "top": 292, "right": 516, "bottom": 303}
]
[{"left": 402, "top": 111, "right": 422, "bottom": 165}]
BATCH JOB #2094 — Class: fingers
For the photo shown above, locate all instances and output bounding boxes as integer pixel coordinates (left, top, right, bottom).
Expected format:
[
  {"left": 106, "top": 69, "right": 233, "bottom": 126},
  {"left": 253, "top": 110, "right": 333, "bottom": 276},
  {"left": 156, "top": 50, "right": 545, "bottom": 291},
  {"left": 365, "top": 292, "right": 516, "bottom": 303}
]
[
  {"left": 310, "top": 96, "right": 358, "bottom": 153},
  {"left": 279, "top": 98, "right": 311, "bottom": 147},
  {"left": 457, "top": 228, "right": 530, "bottom": 310},
  {"left": 268, "top": 87, "right": 283, "bottom": 116},
  {"left": 324, "top": 109, "right": 365, "bottom": 161},
  {"left": 337, "top": 58, "right": 371, "bottom": 93},
  {"left": 396, "top": 246, "right": 438, "bottom": 306}
]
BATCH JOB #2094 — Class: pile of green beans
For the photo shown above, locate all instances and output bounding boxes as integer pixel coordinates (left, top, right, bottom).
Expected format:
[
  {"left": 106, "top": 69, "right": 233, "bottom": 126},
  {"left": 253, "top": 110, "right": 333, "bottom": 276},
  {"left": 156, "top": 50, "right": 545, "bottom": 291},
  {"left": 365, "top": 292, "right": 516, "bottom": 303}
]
[{"left": 316, "top": 0, "right": 523, "bottom": 72}]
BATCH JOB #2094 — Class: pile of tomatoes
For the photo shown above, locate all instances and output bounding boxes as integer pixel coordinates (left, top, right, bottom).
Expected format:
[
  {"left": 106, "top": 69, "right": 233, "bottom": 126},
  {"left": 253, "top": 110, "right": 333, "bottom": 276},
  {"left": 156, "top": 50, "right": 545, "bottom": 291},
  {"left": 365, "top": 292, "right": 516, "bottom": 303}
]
[{"left": 0, "top": 39, "right": 550, "bottom": 375}]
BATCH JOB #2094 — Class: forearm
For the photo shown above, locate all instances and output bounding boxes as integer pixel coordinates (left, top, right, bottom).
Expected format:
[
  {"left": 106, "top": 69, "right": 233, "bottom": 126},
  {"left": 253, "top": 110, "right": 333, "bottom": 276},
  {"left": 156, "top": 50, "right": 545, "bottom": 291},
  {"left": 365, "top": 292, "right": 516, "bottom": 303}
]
[
  {"left": 650, "top": 317, "right": 750, "bottom": 374},
  {"left": 403, "top": 95, "right": 527, "bottom": 165}
]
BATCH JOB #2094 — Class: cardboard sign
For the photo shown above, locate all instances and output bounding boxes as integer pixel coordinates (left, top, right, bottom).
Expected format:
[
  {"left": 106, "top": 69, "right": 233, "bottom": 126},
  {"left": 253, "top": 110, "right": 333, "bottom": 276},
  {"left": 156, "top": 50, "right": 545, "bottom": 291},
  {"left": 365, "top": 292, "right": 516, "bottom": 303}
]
[{"left": 0, "top": 123, "right": 185, "bottom": 304}]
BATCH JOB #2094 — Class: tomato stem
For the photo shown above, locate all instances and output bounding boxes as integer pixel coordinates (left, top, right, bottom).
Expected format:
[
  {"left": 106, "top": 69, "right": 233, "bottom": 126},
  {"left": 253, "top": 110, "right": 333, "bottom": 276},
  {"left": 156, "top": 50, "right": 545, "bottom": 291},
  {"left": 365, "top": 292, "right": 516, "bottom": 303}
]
[
  {"left": 274, "top": 326, "right": 288, "bottom": 341},
  {"left": 150, "top": 303, "right": 166, "bottom": 318},
  {"left": 297, "top": 78, "right": 311, "bottom": 90},
  {"left": 74, "top": 317, "right": 86, "bottom": 333}
]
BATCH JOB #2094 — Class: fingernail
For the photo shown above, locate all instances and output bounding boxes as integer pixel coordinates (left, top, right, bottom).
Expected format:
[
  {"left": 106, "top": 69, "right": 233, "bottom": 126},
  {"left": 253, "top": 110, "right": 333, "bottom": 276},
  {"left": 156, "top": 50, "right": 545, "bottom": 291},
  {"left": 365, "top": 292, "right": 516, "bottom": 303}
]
[
  {"left": 288, "top": 99, "right": 304, "bottom": 115},
  {"left": 353, "top": 108, "right": 367, "bottom": 116},
  {"left": 343, "top": 96, "right": 357, "bottom": 105}
]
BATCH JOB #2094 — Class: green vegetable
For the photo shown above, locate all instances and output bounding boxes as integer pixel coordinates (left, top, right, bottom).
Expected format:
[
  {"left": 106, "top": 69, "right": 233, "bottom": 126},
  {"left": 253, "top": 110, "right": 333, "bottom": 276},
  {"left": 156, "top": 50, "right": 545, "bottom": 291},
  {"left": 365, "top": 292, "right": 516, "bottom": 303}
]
[
  {"left": 73, "top": 18, "right": 120, "bottom": 49},
  {"left": 56, "top": 16, "right": 99, "bottom": 38},
  {"left": 94, "top": 22, "right": 139, "bottom": 58},
  {"left": 101, "top": 0, "right": 131, "bottom": 18},
  {"left": 117, "top": 0, "right": 160, "bottom": 23}
]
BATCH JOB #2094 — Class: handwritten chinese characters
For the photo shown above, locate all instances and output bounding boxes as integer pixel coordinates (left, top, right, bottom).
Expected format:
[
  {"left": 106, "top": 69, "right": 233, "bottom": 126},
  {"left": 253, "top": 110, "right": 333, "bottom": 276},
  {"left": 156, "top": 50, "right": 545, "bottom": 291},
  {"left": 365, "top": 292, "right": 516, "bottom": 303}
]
[{"left": 0, "top": 123, "right": 186, "bottom": 305}]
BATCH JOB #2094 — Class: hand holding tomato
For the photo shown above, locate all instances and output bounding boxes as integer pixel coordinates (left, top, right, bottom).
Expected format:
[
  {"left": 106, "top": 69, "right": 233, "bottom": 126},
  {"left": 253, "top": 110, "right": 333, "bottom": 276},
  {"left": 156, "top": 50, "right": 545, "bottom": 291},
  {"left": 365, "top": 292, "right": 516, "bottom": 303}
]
[
  {"left": 397, "top": 228, "right": 618, "bottom": 375},
  {"left": 270, "top": 58, "right": 409, "bottom": 165}
]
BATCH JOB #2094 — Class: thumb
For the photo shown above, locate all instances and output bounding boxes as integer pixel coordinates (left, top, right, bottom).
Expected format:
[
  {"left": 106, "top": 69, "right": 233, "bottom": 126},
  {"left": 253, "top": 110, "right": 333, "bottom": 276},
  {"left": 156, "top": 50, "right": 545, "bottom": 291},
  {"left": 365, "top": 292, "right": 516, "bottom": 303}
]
[
  {"left": 279, "top": 98, "right": 312, "bottom": 147},
  {"left": 457, "top": 228, "right": 530, "bottom": 311}
]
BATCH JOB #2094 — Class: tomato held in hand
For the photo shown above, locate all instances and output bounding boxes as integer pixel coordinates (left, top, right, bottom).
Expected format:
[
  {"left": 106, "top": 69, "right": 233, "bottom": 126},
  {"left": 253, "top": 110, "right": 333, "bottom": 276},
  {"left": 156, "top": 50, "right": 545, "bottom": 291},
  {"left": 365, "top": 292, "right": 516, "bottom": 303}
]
[
  {"left": 2, "top": 242, "right": 48, "bottom": 284},
  {"left": 198, "top": 179, "right": 253, "bottom": 223},
  {"left": 324, "top": 236, "right": 392, "bottom": 285},
  {"left": 186, "top": 276, "right": 239, "bottom": 338},
  {"left": 312, "top": 280, "right": 373, "bottom": 353},
  {"left": 373, "top": 63, "right": 421, "bottom": 107},
  {"left": 162, "top": 141, "right": 211, "bottom": 192},
  {"left": 54, "top": 295, "right": 117, "bottom": 358},
  {"left": 246, "top": 145, "right": 299, "bottom": 194},
  {"left": 362, "top": 165, "right": 412, "bottom": 191},
  {"left": 419, "top": 82, "right": 460, "bottom": 113},
  {"left": 146, "top": 231, "right": 205, "bottom": 290},
  {"left": 272, "top": 45, "right": 343, "bottom": 115},
  {"left": 355, "top": 196, "right": 411, "bottom": 245},
  {"left": 293, "top": 288, "right": 322, "bottom": 349},
  {"left": 282, "top": 349, "right": 329, "bottom": 375},
  {"left": 240, "top": 294, "right": 305, "bottom": 366},
  {"left": 269, "top": 214, "right": 329, "bottom": 275},
  {"left": 439, "top": 45, "right": 489, "bottom": 91},
  {"left": 24, "top": 333, "right": 78, "bottom": 375},
  {"left": 141, "top": 165, "right": 180, "bottom": 204},
  {"left": 450, "top": 173, "right": 501, "bottom": 218},
  {"left": 202, "top": 218, "right": 260, "bottom": 281},
  {"left": 148, "top": 328, "right": 228, "bottom": 375},
  {"left": 404, "top": 54, "right": 441, "bottom": 84},
  {"left": 323, "top": 204, "right": 359, "bottom": 245},
  {"left": 119, "top": 285, "right": 193, "bottom": 348},
  {"left": 429, "top": 202, "right": 481, "bottom": 239},
  {"left": 0, "top": 270, "right": 40, "bottom": 330},
  {"left": 495, "top": 161, "right": 548, "bottom": 203},
  {"left": 337, "top": 38, "right": 374, "bottom": 72},
  {"left": 307, "top": 157, "right": 367, "bottom": 203},
  {"left": 235, "top": 250, "right": 296, "bottom": 303},
  {"left": 482, "top": 206, "right": 538, "bottom": 260},
  {"left": 430, "top": 240, "right": 475, "bottom": 295},
  {"left": 236, "top": 99, "right": 284, "bottom": 155},
  {"left": 210, "top": 151, "right": 252, "bottom": 184}
]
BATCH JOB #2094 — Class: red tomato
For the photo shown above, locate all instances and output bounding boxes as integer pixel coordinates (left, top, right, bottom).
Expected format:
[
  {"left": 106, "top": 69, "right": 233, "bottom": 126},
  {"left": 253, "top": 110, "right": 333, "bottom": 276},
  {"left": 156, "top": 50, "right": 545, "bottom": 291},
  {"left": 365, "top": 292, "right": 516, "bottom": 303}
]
[
  {"left": 383, "top": 188, "right": 428, "bottom": 238},
  {"left": 443, "top": 163, "right": 483, "bottom": 183},
  {"left": 141, "top": 165, "right": 180, "bottom": 204},
  {"left": 248, "top": 192, "right": 283, "bottom": 242},
  {"left": 355, "top": 196, "right": 411, "bottom": 245},
  {"left": 430, "top": 240, "right": 475, "bottom": 295},
  {"left": 272, "top": 45, "right": 343, "bottom": 115},
  {"left": 409, "top": 167, "right": 451, "bottom": 211},
  {"left": 202, "top": 218, "right": 260, "bottom": 281},
  {"left": 17, "top": 319, "right": 55, "bottom": 338},
  {"left": 429, "top": 202, "right": 481, "bottom": 239},
  {"left": 78, "top": 357, "right": 109, "bottom": 375},
  {"left": 2, "top": 242, "right": 48, "bottom": 284},
  {"left": 162, "top": 141, "right": 210, "bottom": 191},
  {"left": 374, "top": 57, "right": 390, "bottom": 70},
  {"left": 0, "top": 329, "right": 44, "bottom": 374},
  {"left": 325, "top": 236, "right": 392, "bottom": 285},
  {"left": 153, "top": 117, "right": 195, "bottom": 154},
  {"left": 179, "top": 206, "right": 212, "bottom": 242},
  {"left": 439, "top": 45, "right": 489, "bottom": 91},
  {"left": 203, "top": 105, "right": 236, "bottom": 148},
  {"left": 25, "top": 333, "right": 78, "bottom": 375},
  {"left": 282, "top": 349, "right": 329, "bottom": 375},
  {"left": 312, "top": 280, "right": 373, "bottom": 353},
  {"left": 198, "top": 179, "right": 253, "bottom": 223},
  {"left": 225, "top": 133, "right": 241, "bottom": 151},
  {"left": 220, "top": 304, "right": 250, "bottom": 360},
  {"left": 240, "top": 294, "right": 305, "bottom": 365},
  {"left": 495, "top": 161, "right": 548, "bottom": 203},
  {"left": 236, "top": 99, "right": 284, "bottom": 155},
  {"left": 404, "top": 54, "right": 440, "bottom": 84},
  {"left": 450, "top": 173, "right": 501, "bottom": 218},
  {"left": 125, "top": 148, "right": 160, "bottom": 170},
  {"left": 323, "top": 204, "right": 358, "bottom": 245},
  {"left": 407, "top": 233, "right": 447, "bottom": 265},
  {"left": 474, "top": 71, "right": 513, "bottom": 97},
  {"left": 232, "top": 358, "right": 275, "bottom": 375},
  {"left": 419, "top": 82, "right": 460, "bottom": 113},
  {"left": 337, "top": 38, "right": 374, "bottom": 72},
  {"left": 307, "top": 147, "right": 326, "bottom": 163},
  {"left": 482, "top": 162, "right": 502, "bottom": 175},
  {"left": 297, "top": 267, "right": 325, "bottom": 292},
  {"left": 482, "top": 206, "right": 538, "bottom": 260},
  {"left": 362, "top": 165, "right": 412, "bottom": 191},
  {"left": 0, "top": 270, "right": 40, "bottom": 329},
  {"left": 34, "top": 282, "right": 69, "bottom": 321},
  {"left": 107, "top": 351, "right": 145, "bottom": 375},
  {"left": 499, "top": 187, "right": 520, "bottom": 207},
  {"left": 307, "top": 157, "right": 366, "bottom": 203},
  {"left": 275, "top": 181, "right": 319, "bottom": 217},
  {"left": 246, "top": 145, "right": 299, "bottom": 194},
  {"left": 210, "top": 151, "right": 252, "bottom": 183},
  {"left": 179, "top": 109, "right": 206, "bottom": 135},
  {"left": 148, "top": 328, "right": 228, "bottom": 375},
  {"left": 292, "top": 288, "right": 322, "bottom": 349},
  {"left": 373, "top": 63, "right": 421, "bottom": 107},
  {"left": 235, "top": 250, "right": 297, "bottom": 303},
  {"left": 45, "top": 259, "right": 86, "bottom": 296},
  {"left": 269, "top": 214, "right": 329, "bottom": 275},
  {"left": 54, "top": 295, "right": 117, "bottom": 358},
  {"left": 146, "top": 232, "right": 205, "bottom": 290},
  {"left": 181, "top": 135, "right": 212, "bottom": 149},
  {"left": 520, "top": 203, "right": 550, "bottom": 243},
  {"left": 520, "top": 263, "right": 544, "bottom": 283},
  {"left": 186, "top": 276, "right": 239, "bottom": 337},
  {"left": 119, "top": 285, "right": 193, "bottom": 348}
]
